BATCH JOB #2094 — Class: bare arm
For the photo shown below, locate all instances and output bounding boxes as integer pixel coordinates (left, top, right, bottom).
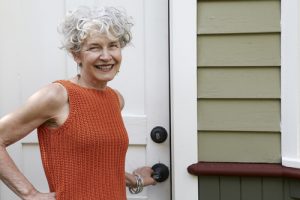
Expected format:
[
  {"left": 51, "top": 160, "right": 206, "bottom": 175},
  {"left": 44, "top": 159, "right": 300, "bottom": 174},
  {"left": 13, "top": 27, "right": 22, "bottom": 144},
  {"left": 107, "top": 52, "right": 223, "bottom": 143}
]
[
  {"left": 114, "top": 90, "right": 157, "bottom": 187},
  {"left": 0, "top": 83, "right": 68, "bottom": 199}
]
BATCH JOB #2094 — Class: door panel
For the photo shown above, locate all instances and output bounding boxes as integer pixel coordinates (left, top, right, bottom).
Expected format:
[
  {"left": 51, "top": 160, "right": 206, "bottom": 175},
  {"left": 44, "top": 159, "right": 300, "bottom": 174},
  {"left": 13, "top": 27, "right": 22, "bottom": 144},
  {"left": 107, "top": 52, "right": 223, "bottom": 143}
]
[{"left": 0, "top": 0, "right": 169, "bottom": 199}]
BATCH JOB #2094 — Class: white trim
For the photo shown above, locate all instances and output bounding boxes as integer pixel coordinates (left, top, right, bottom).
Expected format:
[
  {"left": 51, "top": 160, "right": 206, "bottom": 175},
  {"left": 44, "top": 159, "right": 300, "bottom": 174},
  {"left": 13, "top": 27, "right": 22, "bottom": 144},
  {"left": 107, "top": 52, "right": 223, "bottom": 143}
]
[
  {"left": 170, "top": 0, "right": 198, "bottom": 199},
  {"left": 281, "top": 0, "right": 300, "bottom": 168}
]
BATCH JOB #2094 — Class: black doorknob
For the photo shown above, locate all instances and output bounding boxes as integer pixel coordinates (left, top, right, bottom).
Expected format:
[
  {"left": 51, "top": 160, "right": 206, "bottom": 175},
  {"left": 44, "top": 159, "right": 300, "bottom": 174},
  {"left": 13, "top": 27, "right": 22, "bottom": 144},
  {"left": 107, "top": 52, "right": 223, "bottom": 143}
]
[
  {"left": 151, "top": 126, "right": 168, "bottom": 143},
  {"left": 151, "top": 163, "right": 169, "bottom": 182}
]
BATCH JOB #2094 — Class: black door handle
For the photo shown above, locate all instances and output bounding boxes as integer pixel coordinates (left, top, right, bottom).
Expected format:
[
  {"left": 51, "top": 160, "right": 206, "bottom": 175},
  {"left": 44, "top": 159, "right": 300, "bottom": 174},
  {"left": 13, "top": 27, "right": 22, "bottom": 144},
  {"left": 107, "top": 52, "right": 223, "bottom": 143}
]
[{"left": 151, "top": 163, "right": 169, "bottom": 182}]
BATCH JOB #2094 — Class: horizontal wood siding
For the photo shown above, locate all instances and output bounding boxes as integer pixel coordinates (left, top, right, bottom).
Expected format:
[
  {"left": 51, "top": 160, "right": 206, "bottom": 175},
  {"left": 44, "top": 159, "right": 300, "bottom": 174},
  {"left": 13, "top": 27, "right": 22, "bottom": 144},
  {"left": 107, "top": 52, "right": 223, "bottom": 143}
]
[
  {"left": 197, "top": 1, "right": 280, "bottom": 34},
  {"left": 198, "top": 67, "right": 280, "bottom": 98},
  {"left": 197, "top": 34, "right": 280, "bottom": 67},
  {"left": 198, "top": 132, "right": 281, "bottom": 162},
  {"left": 197, "top": 0, "right": 281, "bottom": 163},
  {"left": 199, "top": 176, "right": 296, "bottom": 200},
  {"left": 198, "top": 100, "right": 280, "bottom": 132}
]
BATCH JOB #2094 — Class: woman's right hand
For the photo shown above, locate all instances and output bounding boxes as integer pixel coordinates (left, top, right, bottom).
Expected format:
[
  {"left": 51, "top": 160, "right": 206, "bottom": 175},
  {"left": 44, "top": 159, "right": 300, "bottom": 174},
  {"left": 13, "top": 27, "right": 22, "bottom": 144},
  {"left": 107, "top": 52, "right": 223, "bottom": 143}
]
[
  {"left": 24, "top": 191, "right": 56, "bottom": 200},
  {"left": 133, "top": 166, "right": 157, "bottom": 186}
]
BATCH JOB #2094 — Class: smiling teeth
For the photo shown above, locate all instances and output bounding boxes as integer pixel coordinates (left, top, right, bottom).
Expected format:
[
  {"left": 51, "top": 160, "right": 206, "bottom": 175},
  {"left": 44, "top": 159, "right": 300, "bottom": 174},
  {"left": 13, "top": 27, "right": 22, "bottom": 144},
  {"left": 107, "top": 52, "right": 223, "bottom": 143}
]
[{"left": 96, "top": 65, "right": 113, "bottom": 70}]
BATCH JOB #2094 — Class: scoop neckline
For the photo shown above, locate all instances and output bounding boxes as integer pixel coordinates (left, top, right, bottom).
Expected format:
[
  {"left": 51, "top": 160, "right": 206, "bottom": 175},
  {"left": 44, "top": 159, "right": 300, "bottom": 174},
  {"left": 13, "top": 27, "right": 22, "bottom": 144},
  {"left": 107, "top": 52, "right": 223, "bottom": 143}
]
[{"left": 65, "top": 80, "right": 109, "bottom": 92}]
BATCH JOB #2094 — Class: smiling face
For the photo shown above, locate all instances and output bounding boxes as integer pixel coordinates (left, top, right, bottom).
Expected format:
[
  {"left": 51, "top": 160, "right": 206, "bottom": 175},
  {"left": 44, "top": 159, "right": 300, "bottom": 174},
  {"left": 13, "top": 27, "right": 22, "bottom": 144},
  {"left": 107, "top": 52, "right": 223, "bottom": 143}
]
[{"left": 73, "top": 31, "right": 122, "bottom": 90}]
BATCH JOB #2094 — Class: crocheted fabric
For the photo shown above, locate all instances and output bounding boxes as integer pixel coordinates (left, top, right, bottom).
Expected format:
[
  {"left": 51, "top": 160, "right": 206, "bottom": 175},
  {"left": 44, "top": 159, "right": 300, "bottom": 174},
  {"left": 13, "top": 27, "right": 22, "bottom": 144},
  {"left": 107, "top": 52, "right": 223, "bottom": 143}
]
[{"left": 37, "top": 80, "right": 129, "bottom": 200}]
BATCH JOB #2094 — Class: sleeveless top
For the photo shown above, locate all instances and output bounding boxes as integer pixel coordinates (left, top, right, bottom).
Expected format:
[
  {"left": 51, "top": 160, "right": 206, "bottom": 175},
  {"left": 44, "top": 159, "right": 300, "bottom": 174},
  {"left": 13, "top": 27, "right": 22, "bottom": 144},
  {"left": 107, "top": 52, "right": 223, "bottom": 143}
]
[{"left": 37, "top": 80, "right": 129, "bottom": 200}]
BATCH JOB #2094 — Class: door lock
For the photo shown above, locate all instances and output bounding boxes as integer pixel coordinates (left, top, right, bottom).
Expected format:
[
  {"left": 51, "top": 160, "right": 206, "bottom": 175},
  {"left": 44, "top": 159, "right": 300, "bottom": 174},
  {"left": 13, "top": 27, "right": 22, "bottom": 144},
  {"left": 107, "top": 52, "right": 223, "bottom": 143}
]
[{"left": 150, "top": 126, "right": 168, "bottom": 143}]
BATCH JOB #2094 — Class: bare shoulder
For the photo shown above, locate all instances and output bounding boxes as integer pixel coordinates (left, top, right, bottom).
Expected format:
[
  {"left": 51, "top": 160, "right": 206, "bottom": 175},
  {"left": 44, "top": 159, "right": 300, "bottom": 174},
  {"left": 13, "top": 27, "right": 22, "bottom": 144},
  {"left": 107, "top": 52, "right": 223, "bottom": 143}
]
[
  {"left": 113, "top": 89, "right": 125, "bottom": 110},
  {"left": 16, "top": 82, "right": 68, "bottom": 122},
  {"left": 29, "top": 83, "right": 68, "bottom": 109},
  {"left": 0, "top": 83, "right": 68, "bottom": 146}
]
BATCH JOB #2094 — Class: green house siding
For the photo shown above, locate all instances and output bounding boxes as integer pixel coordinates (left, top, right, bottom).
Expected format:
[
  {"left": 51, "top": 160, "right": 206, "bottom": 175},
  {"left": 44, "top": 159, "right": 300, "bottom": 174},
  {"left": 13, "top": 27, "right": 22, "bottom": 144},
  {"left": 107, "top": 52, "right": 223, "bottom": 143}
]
[
  {"left": 197, "top": 34, "right": 280, "bottom": 67},
  {"left": 197, "top": 1, "right": 280, "bottom": 34},
  {"left": 198, "top": 67, "right": 280, "bottom": 98},
  {"left": 198, "top": 132, "right": 281, "bottom": 162},
  {"left": 197, "top": 0, "right": 281, "bottom": 163}
]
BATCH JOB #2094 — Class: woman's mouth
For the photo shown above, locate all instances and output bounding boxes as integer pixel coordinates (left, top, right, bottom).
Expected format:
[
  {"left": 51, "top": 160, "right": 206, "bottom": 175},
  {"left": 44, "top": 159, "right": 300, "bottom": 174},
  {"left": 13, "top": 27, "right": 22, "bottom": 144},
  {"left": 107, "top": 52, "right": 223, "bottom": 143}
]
[{"left": 94, "top": 64, "right": 114, "bottom": 72}]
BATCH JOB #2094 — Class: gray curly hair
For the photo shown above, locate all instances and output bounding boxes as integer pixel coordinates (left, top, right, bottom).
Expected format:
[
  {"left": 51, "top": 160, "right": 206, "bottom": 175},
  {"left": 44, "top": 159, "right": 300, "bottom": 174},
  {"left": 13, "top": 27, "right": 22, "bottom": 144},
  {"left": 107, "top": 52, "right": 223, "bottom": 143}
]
[{"left": 58, "top": 6, "right": 133, "bottom": 52}]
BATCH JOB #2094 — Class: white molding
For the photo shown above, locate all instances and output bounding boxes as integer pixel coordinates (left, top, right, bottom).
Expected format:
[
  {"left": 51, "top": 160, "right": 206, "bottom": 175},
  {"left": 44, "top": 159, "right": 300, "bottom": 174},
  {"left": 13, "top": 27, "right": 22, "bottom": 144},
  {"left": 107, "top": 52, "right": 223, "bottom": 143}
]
[
  {"left": 281, "top": 0, "right": 300, "bottom": 168},
  {"left": 170, "top": 0, "right": 198, "bottom": 199},
  {"left": 282, "top": 157, "right": 300, "bottom": 169}
]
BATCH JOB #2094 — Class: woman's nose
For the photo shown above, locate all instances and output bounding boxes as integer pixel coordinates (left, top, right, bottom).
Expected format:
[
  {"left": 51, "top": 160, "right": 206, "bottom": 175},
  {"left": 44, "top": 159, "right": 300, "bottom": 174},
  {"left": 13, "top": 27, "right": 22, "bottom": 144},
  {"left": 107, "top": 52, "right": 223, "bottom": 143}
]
[{"left": 99, "top": 49, "right": 112, "bottom": 61}]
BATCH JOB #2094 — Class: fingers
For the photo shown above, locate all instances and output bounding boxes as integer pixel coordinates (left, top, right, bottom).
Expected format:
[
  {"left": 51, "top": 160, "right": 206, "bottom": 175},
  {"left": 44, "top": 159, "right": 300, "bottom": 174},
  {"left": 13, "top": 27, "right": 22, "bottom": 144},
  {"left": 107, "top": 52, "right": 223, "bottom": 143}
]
[
  {"left": 133, "top": 166, "right": 157, "bottom": 186},
  {"left": 33, "top": 192, "right": 56, "bottom": 199},
  {"left": 49, "top": 192, "right": 56, "bottom": 198},
  {"left": 133, "top": 166, "right": 153, "bottom": 174}
]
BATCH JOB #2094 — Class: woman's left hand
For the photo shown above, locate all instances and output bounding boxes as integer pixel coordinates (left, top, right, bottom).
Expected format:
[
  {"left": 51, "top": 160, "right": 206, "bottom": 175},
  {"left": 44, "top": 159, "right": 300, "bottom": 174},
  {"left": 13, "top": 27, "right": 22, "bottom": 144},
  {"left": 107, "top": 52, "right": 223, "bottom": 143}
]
[{"left": 133, "top": 166, "right": 157, "bottom": 186}]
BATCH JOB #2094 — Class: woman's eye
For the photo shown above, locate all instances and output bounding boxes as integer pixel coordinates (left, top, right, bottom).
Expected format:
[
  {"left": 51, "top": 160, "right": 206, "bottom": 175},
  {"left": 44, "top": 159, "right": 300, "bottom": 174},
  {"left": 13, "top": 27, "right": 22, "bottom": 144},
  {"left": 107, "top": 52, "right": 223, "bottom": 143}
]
[
  {"left": 110, "top": 43, "right": 119, "bottom": 48},
  {"left": 88, "top": 47, "right": 100, "bottom": 51}
]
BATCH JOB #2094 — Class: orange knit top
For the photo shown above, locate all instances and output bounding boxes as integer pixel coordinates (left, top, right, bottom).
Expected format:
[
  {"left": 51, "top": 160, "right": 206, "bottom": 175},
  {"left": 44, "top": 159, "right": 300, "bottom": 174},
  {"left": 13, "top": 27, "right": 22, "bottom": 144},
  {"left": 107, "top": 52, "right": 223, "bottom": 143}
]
[{"left": 37, "top": 80, "right": 129, "bottom": 200}]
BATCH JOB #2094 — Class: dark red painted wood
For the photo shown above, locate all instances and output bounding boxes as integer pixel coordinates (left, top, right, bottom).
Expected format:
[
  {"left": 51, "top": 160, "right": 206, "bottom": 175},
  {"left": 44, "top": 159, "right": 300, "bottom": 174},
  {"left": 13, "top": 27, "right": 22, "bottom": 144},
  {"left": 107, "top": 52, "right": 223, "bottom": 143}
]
[{"left": 188, "top": 162, "right": 300, "bottom": 179}]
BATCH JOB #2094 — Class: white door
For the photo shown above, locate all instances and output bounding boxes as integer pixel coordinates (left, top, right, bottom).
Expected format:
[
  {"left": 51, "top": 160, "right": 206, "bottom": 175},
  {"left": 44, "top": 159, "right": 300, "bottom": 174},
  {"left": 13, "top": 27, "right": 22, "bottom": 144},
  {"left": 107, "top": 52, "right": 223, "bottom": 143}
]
[{"left": 0, "top": 0, "right": 170, "bottom": 200}]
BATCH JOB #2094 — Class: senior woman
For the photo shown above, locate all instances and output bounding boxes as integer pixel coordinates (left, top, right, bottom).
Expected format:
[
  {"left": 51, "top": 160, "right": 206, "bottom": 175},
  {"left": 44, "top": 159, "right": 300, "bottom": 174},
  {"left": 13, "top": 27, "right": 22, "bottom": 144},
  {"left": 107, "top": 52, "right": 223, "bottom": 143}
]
[{"left": 0, "top": 6, "right": 156, "bottom": 200}]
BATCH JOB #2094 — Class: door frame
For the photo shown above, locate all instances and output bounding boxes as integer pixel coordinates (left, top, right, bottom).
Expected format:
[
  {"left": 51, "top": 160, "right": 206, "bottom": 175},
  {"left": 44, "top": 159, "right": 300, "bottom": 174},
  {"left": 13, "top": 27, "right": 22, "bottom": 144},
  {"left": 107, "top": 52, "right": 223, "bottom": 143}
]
[
  {"left": 281, "top": 0, "right": 300, "bottom": 168},
  {"left": 169, "top": 0, "right": 198, "bottom": 199}
]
